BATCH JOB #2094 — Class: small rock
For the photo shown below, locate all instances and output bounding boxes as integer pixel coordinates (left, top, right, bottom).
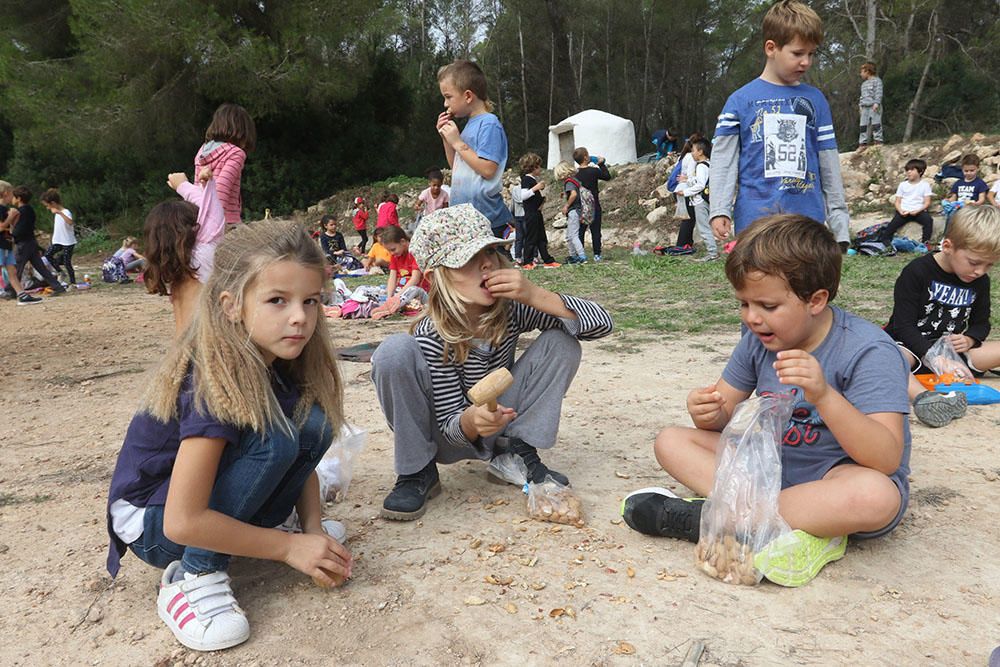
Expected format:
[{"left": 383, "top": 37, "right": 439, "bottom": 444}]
[{"left": 86, "top": 606, "right": 104, "bottom": 623}]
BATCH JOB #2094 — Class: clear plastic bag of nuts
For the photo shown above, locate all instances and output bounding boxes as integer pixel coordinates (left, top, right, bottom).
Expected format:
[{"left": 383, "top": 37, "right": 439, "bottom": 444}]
[
  {"left": 696, "top": 394, "right": 794, "bottom": 585},
  {"left": 488, "top": 452, "right": 585, "bottom": 527}
]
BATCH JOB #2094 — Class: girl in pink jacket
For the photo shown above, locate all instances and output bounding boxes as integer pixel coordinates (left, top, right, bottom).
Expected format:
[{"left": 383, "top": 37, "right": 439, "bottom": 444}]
[{"left": 194, "top": 104, "right": 256, "bottom": 227}]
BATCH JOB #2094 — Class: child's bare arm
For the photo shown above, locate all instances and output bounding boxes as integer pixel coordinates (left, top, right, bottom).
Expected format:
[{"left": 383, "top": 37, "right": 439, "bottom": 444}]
[
  {"left": 386, "top": 269, "right": 399, "bottom": 297},
  {"left": 774, "top": 350, "right": 904, "bottom": 474}
]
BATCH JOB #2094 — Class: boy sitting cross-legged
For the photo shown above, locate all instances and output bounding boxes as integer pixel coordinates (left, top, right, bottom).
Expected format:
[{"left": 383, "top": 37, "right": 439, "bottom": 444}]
[{"left": 623, "top": 214, "right": 912, "bottom": 587}]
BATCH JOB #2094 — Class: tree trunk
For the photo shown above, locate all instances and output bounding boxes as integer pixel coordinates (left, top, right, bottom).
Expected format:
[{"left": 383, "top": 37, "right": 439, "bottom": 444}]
[
  {"left": 865, "top": 0, "right": 876, "bottom": 60},
  {"left": 549, "top": 31, "right": 555, "bottom": 127},
  {"left": 903, "top": 11, "right": 938, "bottom": 142},
  {"left": 605, "top": 4, "right": 611, "bottom": 111},
  {"left": 518, "top": 13, "right": 529, "bottom": 146}
]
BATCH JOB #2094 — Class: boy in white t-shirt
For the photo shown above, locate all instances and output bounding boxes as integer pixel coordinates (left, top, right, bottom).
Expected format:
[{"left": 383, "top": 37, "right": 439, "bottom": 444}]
[
  {"left": 878, "top": 159, "right": 934, "bottom": 249},
  {"left": 40, "top": 188, "right": 77, "bottom": 285}
]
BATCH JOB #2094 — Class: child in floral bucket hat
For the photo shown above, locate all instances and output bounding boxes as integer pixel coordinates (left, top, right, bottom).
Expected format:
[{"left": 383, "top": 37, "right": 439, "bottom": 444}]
[{"left": 371, "top": 203, "right": 615, "bottom": 520}]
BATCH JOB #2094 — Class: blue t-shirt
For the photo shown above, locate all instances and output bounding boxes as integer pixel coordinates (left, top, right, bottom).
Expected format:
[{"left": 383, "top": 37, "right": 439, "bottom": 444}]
[
  {"left": 721, "top": 306, "right": 911, "bottom": 495},
  {"left": 450, "top": 113, "right": 510, "bottom": 229},
  {"left": 715, "top": 78, "right": 838, "bottom": 233},
  {"left": 106, "top": 371, "right": 301, "bottom": 576},
  {"left": 949, "top": 177, "right": 989, "bottom": 204}
]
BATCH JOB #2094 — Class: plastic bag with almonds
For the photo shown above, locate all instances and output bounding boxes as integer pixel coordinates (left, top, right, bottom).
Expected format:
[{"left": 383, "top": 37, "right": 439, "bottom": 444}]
[{"left": 488, "top": 452, "right": 585, "bottom": 527}]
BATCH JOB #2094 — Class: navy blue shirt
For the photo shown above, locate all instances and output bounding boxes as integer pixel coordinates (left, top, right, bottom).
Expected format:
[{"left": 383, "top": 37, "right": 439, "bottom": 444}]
[
  {"left": 950, "top": 177, "right": 989, "bottom": 204},
  {"left": 106, "top": 371, "right": 301, "bottom": 576},
  {"left": 12, "top": 204, "right": 36, "bottom": 243}
]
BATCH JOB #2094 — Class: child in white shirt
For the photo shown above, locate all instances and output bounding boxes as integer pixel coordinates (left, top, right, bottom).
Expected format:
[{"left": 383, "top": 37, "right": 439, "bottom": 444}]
[
  {"left": 878, "top": 158, "right": 934, "bottom": 248},
  {"left": 41, "top": 188, "right": 77, "bottom": 285}
]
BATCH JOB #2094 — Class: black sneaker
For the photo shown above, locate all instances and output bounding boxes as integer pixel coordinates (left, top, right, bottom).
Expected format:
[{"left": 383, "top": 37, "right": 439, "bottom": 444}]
[
  {"left": 507, "top": 438, "right": 569, "bottom": 486},
  {"left": 16, "top": 292, "right": 43, "bottom": 306},
  {"left": 380, "top": 461, "right": 441, "bottom": 521},
  {"left": 621, "top": 487, "right": 704, "bottom": 542}
]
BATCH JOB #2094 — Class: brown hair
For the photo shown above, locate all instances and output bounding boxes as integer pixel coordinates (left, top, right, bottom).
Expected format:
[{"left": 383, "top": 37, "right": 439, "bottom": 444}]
[
  {"left": 572, "top": 147, "right": 589, "bottom": 165},
  {"left": 380, "top": 225, "right": 409, "bottom": 244},
  {"left": 861, "top": 62, "right": 877, "bottom": 75},
  {"left": 143, "top": 201, "right": 199, "bottom": 296},
  {"left": 11, "top": 185, "right": 31, "bottom": 203},
  {"left": 961, "top": 153, "right": 981, "bottom": 168},
  {"left": 518, "top": 152, "right": 542, "bottom": 175},
  {"left": 945, "top": 205, "right": 1000, "bottom": 257},
  {"left": 904, "top": 158, "right": 927, "bottom": 175},
  {"left": 438, "top": 60, "right": 495, "bottom": 113},
  {"left": 205, "top": 103, "right": 256, "bottom": 152},
  {"left": 762, "top": 0, "right": 824, "bottom": 48},
  {"left": 40, "top": 188, "right": 62, "bottom": 206},
  {"left": 725, "top": 214, "right": 842, "bottom": 302}
]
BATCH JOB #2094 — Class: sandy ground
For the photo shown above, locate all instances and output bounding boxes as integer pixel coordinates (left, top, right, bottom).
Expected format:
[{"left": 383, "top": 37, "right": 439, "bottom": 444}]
[{"left": 1, "top": 274, "right": 998, "bottom": 667}]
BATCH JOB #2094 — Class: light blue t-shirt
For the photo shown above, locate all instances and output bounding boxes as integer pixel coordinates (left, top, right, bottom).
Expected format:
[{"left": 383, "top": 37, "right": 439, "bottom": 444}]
[
  {"left": 715, "top": 78, "right": 838, "bottom": 232},
  {"left": 721, "top": 306, "right": 911, "bottom": 494},
  {"left": 450, "top": 113, "right": 509, "bottom": 229}
]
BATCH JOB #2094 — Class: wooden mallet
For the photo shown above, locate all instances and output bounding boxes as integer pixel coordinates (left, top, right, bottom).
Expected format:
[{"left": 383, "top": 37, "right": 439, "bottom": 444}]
[{"left": 468, "top": 368, "right": 514, "bottom": 411}]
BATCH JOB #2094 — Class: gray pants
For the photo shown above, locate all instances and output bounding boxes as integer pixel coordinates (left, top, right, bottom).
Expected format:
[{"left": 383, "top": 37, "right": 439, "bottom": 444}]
[
  {"left": 371, "top": 329, "right": 582, "bottom": 475},
  {"left": 565, "top": 210, "right": 585, "bottom": 258},
  {"left": 692, "top": 199, "right": 717, "bottom": 254},
  {"left": 859, "top": 106, "right": 883, "bottom": 144}
]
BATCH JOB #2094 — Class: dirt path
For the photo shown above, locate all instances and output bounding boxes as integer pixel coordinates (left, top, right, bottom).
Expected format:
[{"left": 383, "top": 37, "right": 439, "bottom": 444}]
[{"left": 1, "top": 282, "right": 997, "bottom": 666}]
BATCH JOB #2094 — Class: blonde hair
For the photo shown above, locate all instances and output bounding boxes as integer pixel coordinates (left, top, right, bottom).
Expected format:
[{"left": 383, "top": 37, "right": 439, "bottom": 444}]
[
  {"left": 762, "top": 0, "right": 824, "bottom": 48},
  {"left": 122, "top": 236, "right": 138, "bottom": 249},
  {"left": 553, "top": 161, "right": 577, "bottom": 181},
  {"left": 945, "top": 205, "right": 1000, "bottom": 257},
  {"left": 0, "top": 180, "right": 11, "bottom": 195},
  {"left": 437, "top": 60, "right": 496, "bottom": 114},
  {"left": 414, "top": 251, "right": 514, "bottom": 364},
  {"left": 143, "top": 220, "right": 344, "bottom": 435}
]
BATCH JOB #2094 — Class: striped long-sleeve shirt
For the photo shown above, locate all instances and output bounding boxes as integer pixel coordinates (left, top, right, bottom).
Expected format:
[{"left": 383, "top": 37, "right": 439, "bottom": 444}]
[
  {"left": 195, "top": 141, "right": 247, "bottom": 224},
  {"left": 411, "top": 294, "right": 613, "bottom": 449},
  {"left": 859, "top": 76, "right": 883, "bottom": 107}
]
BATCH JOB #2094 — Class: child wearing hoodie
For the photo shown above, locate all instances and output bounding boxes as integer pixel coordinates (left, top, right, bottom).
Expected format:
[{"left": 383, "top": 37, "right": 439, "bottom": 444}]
[{"left": 194, "top": 104, "right": 256, "bottom": 228}]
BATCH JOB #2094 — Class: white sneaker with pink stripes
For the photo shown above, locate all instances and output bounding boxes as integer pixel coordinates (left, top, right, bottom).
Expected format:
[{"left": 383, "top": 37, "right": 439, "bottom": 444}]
[{"left": 156, "top": 561, "right": 250, "bottom": 651}]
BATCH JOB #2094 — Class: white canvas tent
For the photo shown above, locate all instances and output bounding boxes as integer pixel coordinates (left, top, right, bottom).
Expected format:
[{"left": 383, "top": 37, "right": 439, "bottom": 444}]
[{"left": 546, "top": 109, "right": 637, "bottom": 169}]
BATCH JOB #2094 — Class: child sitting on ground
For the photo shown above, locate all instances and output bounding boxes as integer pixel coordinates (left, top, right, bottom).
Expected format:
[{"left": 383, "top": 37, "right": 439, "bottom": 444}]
[
  {"left": 40, "top": 188, "right": 77, "bottom": 286},
  {"left": 114, "top": 237, "right": 148, "bottom": 274},
  {"left": 374, "top": 225, "right": 430, "bottom": 319},
  {"left": 877, "top": 158, "right": 935, "bottom": 250},
  {"left": 360, "top": 227, "right": 392, "bottom": 274},
  {"left": 623, "top": 214, "right": 911, "bottom": 587},
  {"left": 884, "top": 204, "right": 1000, "bottom": 427},
  {"left": 319, "top": 215, "right": 362, "bottom": 273},
  {"left": 371, "top": 204, "right": 613, "bottom": 520},
  {"left": 106, "top": 221, "right": 351, "bottom": 653}
]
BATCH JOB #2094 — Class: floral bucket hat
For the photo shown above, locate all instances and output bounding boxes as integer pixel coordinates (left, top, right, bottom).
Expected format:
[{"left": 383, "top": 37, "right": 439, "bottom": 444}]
[{"left": 409, "top": 204, "right": 512, "bottom": 270}]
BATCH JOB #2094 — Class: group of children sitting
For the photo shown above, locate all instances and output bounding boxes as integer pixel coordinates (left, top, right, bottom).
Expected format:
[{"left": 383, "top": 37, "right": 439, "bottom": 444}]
[{"left": 90, "top": 5, "right": 999, "bottom": 659}]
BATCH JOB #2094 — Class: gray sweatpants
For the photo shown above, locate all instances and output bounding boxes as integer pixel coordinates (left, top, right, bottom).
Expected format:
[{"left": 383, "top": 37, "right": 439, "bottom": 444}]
[
  {"left": 371, "top": 329, "right": 582, "bottom": 475},
  {"left": 859, "top": 106, "right": 883, "bottom": 144}
]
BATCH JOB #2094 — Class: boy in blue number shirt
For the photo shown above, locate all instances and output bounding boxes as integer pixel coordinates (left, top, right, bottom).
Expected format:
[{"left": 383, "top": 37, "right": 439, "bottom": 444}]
[{"left": 709, "top": 0, "right": 850, "bottom": 250}]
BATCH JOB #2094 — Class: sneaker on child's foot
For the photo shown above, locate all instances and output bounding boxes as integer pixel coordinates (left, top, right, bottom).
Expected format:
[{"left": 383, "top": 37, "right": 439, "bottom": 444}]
[
  {"left": 620, "top": 487, "right": 704, "bottom": 542},
  {"left": 380, "top": 461, "right": 441, "bottom": 520},
  {"left": 753, "top": 530, "right": 847, "bottom": 587},
  {"left": 665, "top": 244, "right": 695, "bottom": 256},
  {"left": 520, "top": 263, "right": 536, "bottom": 271},
  {"left": 593, "top": 254, "right": 602, "bottom": 262},
  {"left": 542, "top": 261, "right": 561, "bottom": 269},
  {"left": 157, "top": 561, "right": 250, "bottom": 652},
  {"left": 493, "top": 437, "right": 569, "bottom": 486},
  {"left": 16, "top": 292, "right": 43, "bottom": 305},
  {"left": 913, "top": 390, "right": 968, "bottom": 428},
  {"left": 694, "top": 252, "right": 719, "bottom": 263}
]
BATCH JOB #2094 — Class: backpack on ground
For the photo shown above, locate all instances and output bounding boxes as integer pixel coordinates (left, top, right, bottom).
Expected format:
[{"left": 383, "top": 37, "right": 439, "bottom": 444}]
[
  {"left": 566, "top": 177, "right": 595, "bottom": 225},
  {"left": 101, "top": 255, "right": 128, "bottom": 283},
  {"left": 852, "top": 221, "right": 896, "bottom": 256}
]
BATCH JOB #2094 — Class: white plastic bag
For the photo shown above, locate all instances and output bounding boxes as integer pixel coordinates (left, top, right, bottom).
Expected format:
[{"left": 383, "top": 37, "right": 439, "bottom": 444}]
[
  {"left": 317, "top": 423, "right": 368, "bottom": 503},
  {"left": 695, "top": 394, "right": 794, "bottom": 585},
  {"left": 488, "top": 453, "right": 585, "bottom": 527},
  {"left": 921, "top": 336, "right": 974, "bottom": 381}
]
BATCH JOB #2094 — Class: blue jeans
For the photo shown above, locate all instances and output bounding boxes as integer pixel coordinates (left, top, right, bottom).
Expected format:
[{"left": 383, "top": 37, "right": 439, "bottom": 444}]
[{"left": 128, "top": 404, "right": 334, "bottom": 574}]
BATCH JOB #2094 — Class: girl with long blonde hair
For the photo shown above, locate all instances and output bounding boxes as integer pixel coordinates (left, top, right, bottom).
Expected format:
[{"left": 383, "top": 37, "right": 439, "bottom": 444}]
[
  {"left": 372, "top": 204, "right": 614, "bottom": 520},
  {"left": 106, "top": 221, "right": 350, "bottom": 653}
]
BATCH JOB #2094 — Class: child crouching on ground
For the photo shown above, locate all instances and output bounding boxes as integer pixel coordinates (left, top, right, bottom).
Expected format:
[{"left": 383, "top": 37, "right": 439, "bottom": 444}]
[
  {"left": 106, "top": 221, "right": 351, "bottom": 652},
  {"left": 884, "top": 204, "right": 1000, "bottom": 427},
  {"left": 623, "top": 214, "right": 911, "bottom": 587},
  {"left": 372, "top": 204, "right": 613, "bottom": 520}
]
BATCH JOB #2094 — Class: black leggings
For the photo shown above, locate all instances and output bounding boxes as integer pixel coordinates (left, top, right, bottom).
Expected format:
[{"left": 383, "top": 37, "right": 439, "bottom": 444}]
[
  {"left": 356, "top": 228, "right": 368, "bottom": 254},
  {"left": 45, "top": 243, "right": 76, "bottom": 284},
  {"left": 676, "top": 199, "right": 696, "bottom": 247},
  {"left": 880, "top": 211, "right": 934, "bottom": 244},
  {"left": 577, "top": 205, "right": 602, "bottom": 256},
  {"left": 15, "top": 238, "right": 63, "bottom": 291}
]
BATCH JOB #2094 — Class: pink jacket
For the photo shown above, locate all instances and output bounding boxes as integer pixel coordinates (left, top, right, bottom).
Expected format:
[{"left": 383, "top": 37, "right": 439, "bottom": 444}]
[
  {"left": 195, "top": 142, "right": 246, "bottom": 224},
  {"left": 176, "top": 179, "right": 225, "bottom": 283}
]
